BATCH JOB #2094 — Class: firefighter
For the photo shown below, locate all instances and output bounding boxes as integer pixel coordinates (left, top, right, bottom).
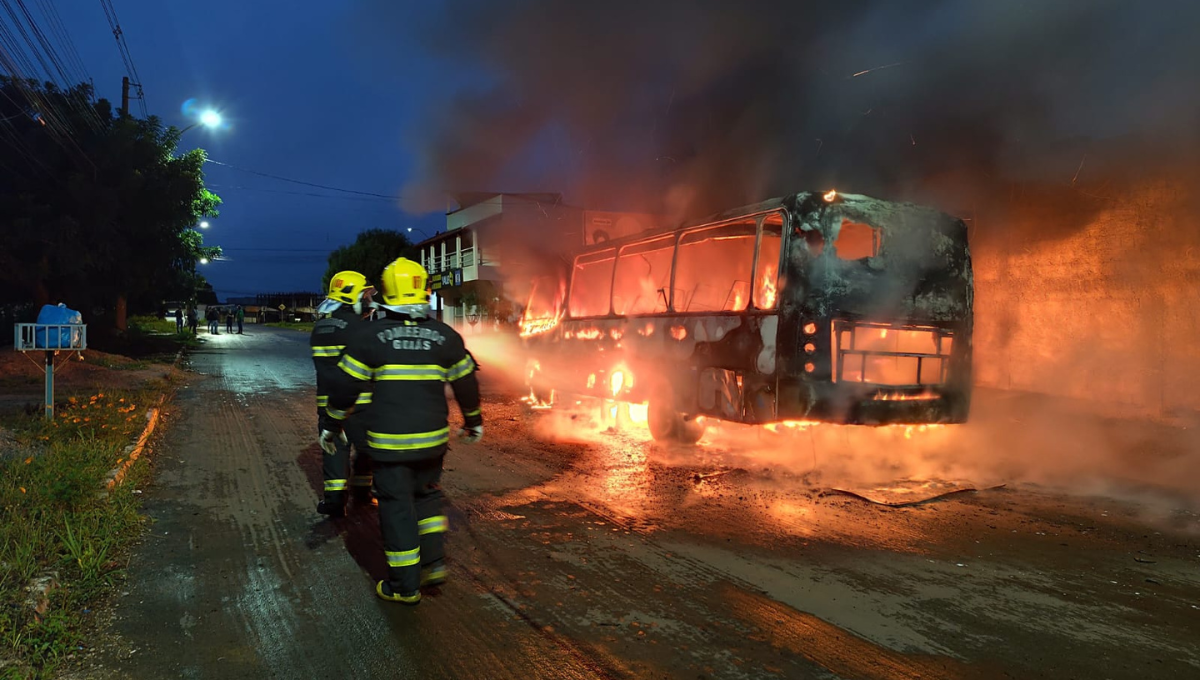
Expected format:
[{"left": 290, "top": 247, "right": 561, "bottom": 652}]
[
  {"left": 320, "top": 257, "right": 482, "bottom": 604},
  {"left": 311, "top": 271, "right": 376, "bottom": 517}
]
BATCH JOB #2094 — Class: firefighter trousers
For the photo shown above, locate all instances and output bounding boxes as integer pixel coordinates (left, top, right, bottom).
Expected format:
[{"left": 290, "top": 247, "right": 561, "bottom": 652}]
[
  {"left": 318, "top": 409, "right": 372, "bottom": 504},
  {"left": 373, "top": 454, "right": 447, "bottom": 593}
]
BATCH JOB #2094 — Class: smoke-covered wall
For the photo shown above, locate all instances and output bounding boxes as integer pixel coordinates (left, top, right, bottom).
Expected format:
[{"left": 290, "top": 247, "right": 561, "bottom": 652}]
[{"left": 968, "top": 171, "right": 1200, "bottom": 421}]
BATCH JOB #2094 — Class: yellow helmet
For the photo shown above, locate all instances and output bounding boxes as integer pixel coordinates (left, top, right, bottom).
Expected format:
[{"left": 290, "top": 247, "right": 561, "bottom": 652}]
[
  {"left": 319, "top": 270, "right": 374, "bottom": 314},
  {"left": 378, "top": 257, "right": 430, "bottom": 311}
]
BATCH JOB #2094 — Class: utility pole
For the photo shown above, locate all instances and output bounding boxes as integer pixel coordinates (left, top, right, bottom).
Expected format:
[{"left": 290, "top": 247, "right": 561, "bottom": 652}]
[{"left": 120, "top": 76, "right": 130, "bottom": 116}]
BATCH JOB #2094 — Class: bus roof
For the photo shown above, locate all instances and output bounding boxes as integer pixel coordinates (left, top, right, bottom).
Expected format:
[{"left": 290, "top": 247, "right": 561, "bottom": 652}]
[{"left": 569, "top": 191, "right": 961, "bottom": 257}]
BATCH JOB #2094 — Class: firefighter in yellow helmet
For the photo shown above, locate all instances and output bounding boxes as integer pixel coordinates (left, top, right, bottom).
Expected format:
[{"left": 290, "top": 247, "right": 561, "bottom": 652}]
[
  {"left": 321, "top": 257, "right": 482, "bottom": 604},
  {"left": 311, "top": 271, "right": 376, "bottom": 517}
]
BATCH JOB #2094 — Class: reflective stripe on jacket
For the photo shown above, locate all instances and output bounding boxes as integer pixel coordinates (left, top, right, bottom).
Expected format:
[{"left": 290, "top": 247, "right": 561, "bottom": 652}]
[{"left": 324, "top": 316, "right": 482, "bottom": 462}]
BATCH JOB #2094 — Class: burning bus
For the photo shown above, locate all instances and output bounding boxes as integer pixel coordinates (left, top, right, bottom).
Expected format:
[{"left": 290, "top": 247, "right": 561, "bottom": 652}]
[{"left": 518, "top": 190, "right": 973, "bottom": 443}]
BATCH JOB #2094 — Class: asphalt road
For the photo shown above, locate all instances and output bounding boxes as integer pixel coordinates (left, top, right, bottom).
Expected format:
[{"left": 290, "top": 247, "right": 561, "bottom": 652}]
[{"left": 80, "top": 326, "right": 1200, "bottom": 679}]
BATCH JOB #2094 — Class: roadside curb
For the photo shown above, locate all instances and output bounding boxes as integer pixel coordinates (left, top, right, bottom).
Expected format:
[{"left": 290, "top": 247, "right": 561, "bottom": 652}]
[
  {"left": 101, "top": 346, "right": 184, "bottom": 493},
  {"left": 23, "top": 346, "right": 184, "bottom": 629}
]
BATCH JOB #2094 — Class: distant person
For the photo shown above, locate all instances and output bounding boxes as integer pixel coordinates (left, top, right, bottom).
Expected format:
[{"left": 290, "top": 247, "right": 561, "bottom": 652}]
[
  {"left": 225, "top": 308, "right": 234, "bottom": 333},
  {"left": 174, "top": 307, "right": 183, "bottom": 333},
  {"left": 236, "top": 305, "right": 245, "bottom": 334},
  {"left": 206, "top": 306, "right": 219, "bottom": 334},
  {"left": 187, "top": 306, "right": 199, "bottom": 335}
]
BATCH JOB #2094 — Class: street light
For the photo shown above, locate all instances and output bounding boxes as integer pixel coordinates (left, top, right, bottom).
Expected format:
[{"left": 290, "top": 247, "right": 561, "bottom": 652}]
[
  {"left": 179, "top": 109, "right": 223, "bottom": 135},
  {"left": 199, "top": 257, "right": 209, "bottom": 265},
  {"left": 407, "top": 226, "right": 435, "bottom": 240},
  {"left": 199, "top": 220, "right": 210, "bottom": 229}
]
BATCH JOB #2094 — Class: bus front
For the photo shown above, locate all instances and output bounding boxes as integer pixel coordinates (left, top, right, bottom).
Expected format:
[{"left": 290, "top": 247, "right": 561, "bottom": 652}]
[{"left": 773, "top": 191, "right": 974, "bottom": 425}]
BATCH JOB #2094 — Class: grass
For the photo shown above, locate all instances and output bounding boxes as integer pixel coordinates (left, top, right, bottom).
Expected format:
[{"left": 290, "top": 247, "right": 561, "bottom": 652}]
[
  {"left": 0, "top": 385, "right": 169, "bottom": 678},
  {"left": 87, "top": 316, "right": 200, "bottom": 360},
  {"left": 126, "top": 316, "right": 177, "bottom": 336},
  {"left": 264, "top": 321, "right": 314, "bottom": 332}
]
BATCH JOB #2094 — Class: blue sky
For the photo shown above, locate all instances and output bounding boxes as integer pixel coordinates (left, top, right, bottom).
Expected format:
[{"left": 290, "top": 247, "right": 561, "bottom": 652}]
[{"left": 61, "top": 0, "right": 448, "bottom": 300}]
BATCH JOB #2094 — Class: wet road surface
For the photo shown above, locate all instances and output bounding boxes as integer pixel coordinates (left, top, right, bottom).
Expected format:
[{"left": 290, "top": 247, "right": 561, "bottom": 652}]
[{"left": 87, "top": 327, "right": 1200, "bottom": 679}]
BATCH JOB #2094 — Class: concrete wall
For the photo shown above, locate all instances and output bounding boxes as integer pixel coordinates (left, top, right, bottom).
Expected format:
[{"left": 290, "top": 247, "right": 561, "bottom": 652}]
[{"left": 968, "top": 177, "right": 1200, "bottom": 419}]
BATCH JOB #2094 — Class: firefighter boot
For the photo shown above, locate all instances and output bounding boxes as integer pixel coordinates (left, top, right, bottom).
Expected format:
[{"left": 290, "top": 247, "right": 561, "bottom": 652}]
[
  {"left": 421, "top": 561, "right": 447, "bottom": 588},
  {"left": 317, "top": 493, "right": 346, "bottom": 519},
  {"left": 376, "top": 581, "right": 421, "bottom": 605}
]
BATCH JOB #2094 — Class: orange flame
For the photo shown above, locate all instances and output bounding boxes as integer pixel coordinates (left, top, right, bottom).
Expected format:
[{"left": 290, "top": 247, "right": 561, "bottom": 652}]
[
  {"left": 519, "top": 315, "right": 559, "bottom": 338},
  {"left": 873, "top": 391, "right": 938, "bottom": 401},
  {"left": 823, "top": 189, "right": 837, "bottom": 202},
  {"left": 670, "top": 325, "right": 688, "bottom": 340},
  {"left": 759, "top": 266, "right": 778, "bottom": 308},
  {"left": 576, "top": 328, "right": 602, "bottom": 340},
  {"left": 610, "top": 370, "right": 625, "bottom": 396}
]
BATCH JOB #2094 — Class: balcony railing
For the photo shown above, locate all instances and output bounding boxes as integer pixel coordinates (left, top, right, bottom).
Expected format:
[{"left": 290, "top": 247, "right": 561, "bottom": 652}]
[{"left": 426, "top": 247, "right": 476, "bottom": 273}]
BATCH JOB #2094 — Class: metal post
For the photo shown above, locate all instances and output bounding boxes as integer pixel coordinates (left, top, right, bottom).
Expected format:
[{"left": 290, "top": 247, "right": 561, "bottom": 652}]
[{"left": 44, "top": 350, "right": 54, "bottom": 421}]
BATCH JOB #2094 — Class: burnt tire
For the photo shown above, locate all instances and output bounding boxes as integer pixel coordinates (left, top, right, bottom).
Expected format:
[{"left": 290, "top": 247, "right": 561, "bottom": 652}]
[{"left": 648, "top": 395, "right": 706, "bottom": 444}]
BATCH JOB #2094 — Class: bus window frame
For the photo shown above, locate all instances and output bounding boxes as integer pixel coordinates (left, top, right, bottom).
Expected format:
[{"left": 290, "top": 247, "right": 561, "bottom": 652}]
[
  {"left": 612, "top": 234, "right": 677, "bottom": 316},
  {"left": 668, "top": 210, "right": 788, "bottom": 316},
  {"left": 754, "top": 211, "right": 786, "bottom": 311},
  {"left": 564, "top": 209, "right": 790, "bottom": 320},
  {"left": 567, "top": 247, "right": 618, "bottom": 319}
]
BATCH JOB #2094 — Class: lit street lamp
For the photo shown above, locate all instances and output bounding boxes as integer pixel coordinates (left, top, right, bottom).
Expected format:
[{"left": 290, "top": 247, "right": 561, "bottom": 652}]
[
  {"left": 407, "top": 226, "right": 436, "bottom": 241},
  {"left": 199, "top": 257, "right": 209, "bottom": 265},
  {"left": 199, "top": 220, "right": 210, "bottom": 229},
  {"left": 179, "top": 109, "right": 223, "bottom": 135}
]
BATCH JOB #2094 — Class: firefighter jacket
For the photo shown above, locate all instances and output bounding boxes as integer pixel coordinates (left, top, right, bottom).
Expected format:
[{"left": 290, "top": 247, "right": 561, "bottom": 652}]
[
  {"left": 322, "top": 314, "right": 482, "bottom": 463},
  {"left": 310, "top": 307, "right": 372, "bottom": 412}
]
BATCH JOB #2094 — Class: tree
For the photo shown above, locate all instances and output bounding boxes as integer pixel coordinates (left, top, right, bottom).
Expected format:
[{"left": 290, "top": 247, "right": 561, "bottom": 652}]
[
  {"left": 0, "top": 76, "right": 221, "bottom": 330},
  {"left": 322, "top": 229, "right": 416, "bottom": 293}
]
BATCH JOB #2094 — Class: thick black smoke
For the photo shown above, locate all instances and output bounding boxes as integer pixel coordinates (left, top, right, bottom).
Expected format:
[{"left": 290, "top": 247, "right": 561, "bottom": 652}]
[{"left": 352, "top": 0, "right": 1200, "bottom": 221}]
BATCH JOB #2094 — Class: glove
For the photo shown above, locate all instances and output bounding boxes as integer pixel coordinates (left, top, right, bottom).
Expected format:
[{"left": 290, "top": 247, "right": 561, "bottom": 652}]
[
  {"left": 319, "top": 429, "right": 347, "bottom": 455},
  {"left": 457, "top": 425, "right": 483, "bottom": 444}
]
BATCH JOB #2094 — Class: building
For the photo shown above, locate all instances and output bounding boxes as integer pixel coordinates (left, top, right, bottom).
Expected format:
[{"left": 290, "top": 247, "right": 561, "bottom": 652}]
[{"left": 413, "top": 192, "right": 662, "bottom": 333}]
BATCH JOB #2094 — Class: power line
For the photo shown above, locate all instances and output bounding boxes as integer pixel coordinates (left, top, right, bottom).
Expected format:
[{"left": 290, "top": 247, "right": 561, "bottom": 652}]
[
  {"left": 205, "top": 182, "right": 398, "bottom": 203},
  {"left": 204, "top": 158, "right": 403, "bottom": 200},
  {"left": 221, "top": 247, "right": 336, "bottom": 252},
  {"left": 98, "top": 0, "right": 145, "bottom": 116},
  {"left": 7, "top": 0, "right": 103, "bottom": 131},
  {"left": 34, "top": 0, "right": 88, "bottom": 85},
  {"left": 0, "top": 0, "right": 105, "bottom": 169}
]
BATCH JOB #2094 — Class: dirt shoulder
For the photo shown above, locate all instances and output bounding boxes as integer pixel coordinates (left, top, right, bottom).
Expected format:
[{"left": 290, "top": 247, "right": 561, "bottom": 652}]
[{"left": 0, "top": 342, "right": 185, "bottom": 678}]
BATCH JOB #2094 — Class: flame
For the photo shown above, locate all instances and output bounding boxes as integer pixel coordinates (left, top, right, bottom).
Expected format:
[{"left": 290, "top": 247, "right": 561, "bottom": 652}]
[
  {"left": 519, "top": 315, "right": 559, "bottom": 338},
  {"left": 610, "top": 370, "right": 625, "bottom": 396},
  {"left": 628, "top": 403, "right": 648, "bottom": 423},
  {"left": 670, "top": 325, "right": 688, "bottom": 340},
  {"left": 610, "top": 328, "right": 623, "bottom": 340},
  {"left": 803, "top": 322, "right": 817, "bottom": 335},
  {"left": 823, "top": 189, "right": 837, "bottom": 202},
  {"left": 873, "top": 390, "right": 938, "bottom": 401},
  {"left": 637, "top": 322, "right": 655, "bottom": 336},
  {"left": 576, "top": 328, "right": 602, "bottom": 340},
  {"left": 519, "top": 387, "right": 554, "bottom": 410},
  {"left": 587, "top": 373, "right": 596, "bottom": 389},
  {"left": 763, "top": 420, "right": 820, "bottom": 433},
  {"left": 761, "top": 420, "right": 945, "bottom": 436},
  {"left": 759, "top": 266, "right": 778, "bottom": 308}
]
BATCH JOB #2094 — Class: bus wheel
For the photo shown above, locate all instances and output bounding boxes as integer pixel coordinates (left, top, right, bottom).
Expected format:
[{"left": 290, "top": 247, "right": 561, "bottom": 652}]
[
  {"left": 648, "top": 396, "right": 706, "bottom": 444},
  {"left": 676, "top": 415, "right": 706, "bottom": 444}
]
